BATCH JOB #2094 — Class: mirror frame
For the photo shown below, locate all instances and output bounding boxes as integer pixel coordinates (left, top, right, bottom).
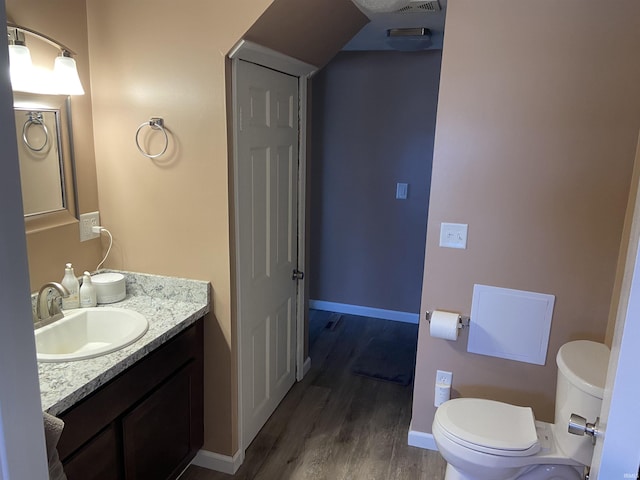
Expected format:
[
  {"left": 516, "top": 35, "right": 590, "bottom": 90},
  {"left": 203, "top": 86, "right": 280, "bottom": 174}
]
[{"left": 13, "top": 92, "right": 78, "bottom": 233}]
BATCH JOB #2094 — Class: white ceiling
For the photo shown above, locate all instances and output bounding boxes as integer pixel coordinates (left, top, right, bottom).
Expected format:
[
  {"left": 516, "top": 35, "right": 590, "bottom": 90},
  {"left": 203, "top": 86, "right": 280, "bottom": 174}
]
[{"left": 343, "top": 0, "right": 447, "bottom": 51}]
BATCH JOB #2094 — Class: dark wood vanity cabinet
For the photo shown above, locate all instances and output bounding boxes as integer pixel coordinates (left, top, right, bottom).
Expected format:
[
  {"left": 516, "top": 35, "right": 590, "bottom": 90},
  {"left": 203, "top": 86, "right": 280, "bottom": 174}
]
[{"left": 57, "top": 319, "right": 204, "bottom": 480}]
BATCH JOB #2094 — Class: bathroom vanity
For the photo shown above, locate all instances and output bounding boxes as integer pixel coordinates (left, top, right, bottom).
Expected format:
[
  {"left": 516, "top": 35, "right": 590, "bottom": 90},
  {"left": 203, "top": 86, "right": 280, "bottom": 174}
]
[{"left": 37, "top": 272, "right": 210, "bottom": 480}]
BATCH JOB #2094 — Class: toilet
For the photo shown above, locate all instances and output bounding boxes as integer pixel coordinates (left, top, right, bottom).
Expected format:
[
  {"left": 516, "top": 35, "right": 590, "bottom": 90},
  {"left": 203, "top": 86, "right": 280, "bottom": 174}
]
[{"left": 432, "top": 340, "right": 610, "bottom": 480}]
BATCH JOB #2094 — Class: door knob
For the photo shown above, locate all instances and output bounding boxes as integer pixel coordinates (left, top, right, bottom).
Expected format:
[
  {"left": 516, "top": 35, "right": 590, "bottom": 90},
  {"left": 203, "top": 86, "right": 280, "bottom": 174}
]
[
  {"left": 292, "top": 269, "right": 304, "bottom": 281},
  {"left": 568, "top": 413, "right": 600, "bottom": 445}
]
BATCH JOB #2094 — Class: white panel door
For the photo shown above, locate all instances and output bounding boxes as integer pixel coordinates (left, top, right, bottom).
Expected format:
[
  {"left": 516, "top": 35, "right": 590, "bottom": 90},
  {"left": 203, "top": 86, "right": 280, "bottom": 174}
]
[
  {"left": 589, "top": 135, "right": 640, "bottom": 478},
  {"left": 236, "top": 59, "right": 299, "bottom": 448}
]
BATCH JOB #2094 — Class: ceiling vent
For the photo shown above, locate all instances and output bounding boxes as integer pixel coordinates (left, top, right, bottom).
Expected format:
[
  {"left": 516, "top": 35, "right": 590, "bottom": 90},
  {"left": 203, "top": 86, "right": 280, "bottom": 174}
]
[
  {"left": 386, "top": 27, "right": 432, "bottom": 51},
  {"left": 395, "top": 0, "right": 441, "bottom": 14}
]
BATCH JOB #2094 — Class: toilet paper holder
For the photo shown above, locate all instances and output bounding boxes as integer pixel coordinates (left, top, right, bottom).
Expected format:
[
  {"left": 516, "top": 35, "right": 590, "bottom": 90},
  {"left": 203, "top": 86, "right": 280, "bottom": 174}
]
[{"left": 426, "top": 311, "right": 471, "bottom": 329}]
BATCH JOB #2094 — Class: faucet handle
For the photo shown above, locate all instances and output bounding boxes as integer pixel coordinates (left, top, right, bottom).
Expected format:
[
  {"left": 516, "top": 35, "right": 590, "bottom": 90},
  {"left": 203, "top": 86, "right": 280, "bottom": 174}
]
[{"left": 49, "top": 295, "right": 64, "bottom": 317}]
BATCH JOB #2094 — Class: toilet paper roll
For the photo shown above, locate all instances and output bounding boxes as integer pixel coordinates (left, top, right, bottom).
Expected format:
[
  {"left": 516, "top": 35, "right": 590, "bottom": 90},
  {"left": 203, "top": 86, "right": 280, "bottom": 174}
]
[{"left": 429, "top": 310, "right": 459, "bottom": 341}]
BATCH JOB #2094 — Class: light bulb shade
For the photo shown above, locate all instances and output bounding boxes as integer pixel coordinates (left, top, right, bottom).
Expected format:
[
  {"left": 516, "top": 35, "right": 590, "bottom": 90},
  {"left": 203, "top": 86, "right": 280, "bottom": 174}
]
[
  {"left": 8, "top": 44, "right": 35, "bottom": 92},
  {"left": 53, "top": 55, "right": 85, "bottom": 95},
  {"left": 352, "top": 0, "right": 411, "bottom": 13}
]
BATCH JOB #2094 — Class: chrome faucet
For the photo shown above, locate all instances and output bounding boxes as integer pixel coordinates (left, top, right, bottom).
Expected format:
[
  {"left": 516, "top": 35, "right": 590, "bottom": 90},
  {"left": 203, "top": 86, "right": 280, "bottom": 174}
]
[{"left": 35, "top": 282, "right": 70, "bottom": 329}]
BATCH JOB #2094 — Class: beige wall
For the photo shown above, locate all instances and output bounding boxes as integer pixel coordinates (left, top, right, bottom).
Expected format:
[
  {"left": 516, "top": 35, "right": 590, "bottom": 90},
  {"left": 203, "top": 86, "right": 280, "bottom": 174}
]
[
  {"left": 411, "top": 0, "right": 640, "bottom": 435},
  {"left": 245, "top": 0, "right": 367, "bottom": 68},
  {"left": 6, "top": 0, "right": 102, "bottom": 291},
  {"left": 85, "top": 0, "right": 273, "bottom": 455},
  {"left": 14, "top": 0, "right": 640, "bottom": 462},
  {"left": 10, "top": 0, "right": 363, "bottom": 458}
]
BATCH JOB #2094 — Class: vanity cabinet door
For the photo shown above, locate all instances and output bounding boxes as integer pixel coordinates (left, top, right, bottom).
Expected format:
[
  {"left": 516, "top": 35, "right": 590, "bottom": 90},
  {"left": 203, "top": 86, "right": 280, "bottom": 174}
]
[
  {"left": 63, "top": 423, "right": 122, "bottom": 480},
  {"left": 58, "top": 318, "right": 204, "bottom": 480},
  {"left": 122, "top": 362, "right": 200, "bottom": 480}
]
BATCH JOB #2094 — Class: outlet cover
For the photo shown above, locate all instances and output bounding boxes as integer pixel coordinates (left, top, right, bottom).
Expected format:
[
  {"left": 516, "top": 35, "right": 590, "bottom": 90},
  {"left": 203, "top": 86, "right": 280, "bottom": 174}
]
[
  {"left": 80, "top": 211, "right": 100, "bottom": 242},
  {"left": 434, "top": 369, "right": 452, "bottom": 407},
  {"left": 436, "top": 369, "right": 452, "bottom": 386}
]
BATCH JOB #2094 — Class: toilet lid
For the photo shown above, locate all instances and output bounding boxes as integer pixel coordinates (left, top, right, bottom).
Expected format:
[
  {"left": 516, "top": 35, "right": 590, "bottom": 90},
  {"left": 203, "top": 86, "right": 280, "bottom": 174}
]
[{"left": 435, "top": 398, "right": 540, "bottom": 456}]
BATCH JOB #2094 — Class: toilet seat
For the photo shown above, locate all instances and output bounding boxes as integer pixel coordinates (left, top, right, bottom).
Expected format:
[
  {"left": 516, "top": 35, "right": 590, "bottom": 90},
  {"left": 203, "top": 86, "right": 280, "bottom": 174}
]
[{"left": 435, "top": 398, "right": 541, "bottom": 457}]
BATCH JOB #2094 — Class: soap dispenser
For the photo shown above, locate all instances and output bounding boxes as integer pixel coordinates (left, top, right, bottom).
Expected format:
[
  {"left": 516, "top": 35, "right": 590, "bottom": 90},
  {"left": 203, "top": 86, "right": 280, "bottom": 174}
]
[
  {"left": 80, "top": 271, "right": 97, "bottom": 308},
  {"left": 61, "top": 263, "right": 80, "bottom": 309}
]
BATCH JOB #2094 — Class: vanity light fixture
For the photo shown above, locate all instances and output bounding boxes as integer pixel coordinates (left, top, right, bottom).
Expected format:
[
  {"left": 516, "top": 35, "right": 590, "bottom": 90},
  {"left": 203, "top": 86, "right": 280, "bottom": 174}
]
[
  {"left": 7, "top": 22, "right": 84, "bottom": 96},
  {"left": 7, "top": 28, "right": 33, "bottom": 92},
  {"left": 52, "top": 53, "right": 84, "bottom": 95}
]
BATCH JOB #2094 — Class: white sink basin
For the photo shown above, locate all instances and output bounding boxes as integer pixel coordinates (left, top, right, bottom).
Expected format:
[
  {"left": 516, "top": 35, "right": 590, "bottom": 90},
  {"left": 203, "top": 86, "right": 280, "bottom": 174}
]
[{"left": 35, "top": 307, "right": 148, "bottom": 362}]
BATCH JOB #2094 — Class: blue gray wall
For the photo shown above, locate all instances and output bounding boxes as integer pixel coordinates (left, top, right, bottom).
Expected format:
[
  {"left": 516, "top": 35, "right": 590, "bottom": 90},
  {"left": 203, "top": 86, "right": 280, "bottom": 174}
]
[{"left": 309, "top": 50, "right": 442, "bottom": 314}]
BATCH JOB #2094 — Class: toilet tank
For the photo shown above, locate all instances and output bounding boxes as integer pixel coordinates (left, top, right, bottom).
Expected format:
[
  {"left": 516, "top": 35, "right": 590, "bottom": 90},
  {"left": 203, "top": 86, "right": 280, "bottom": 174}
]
[{"left": 554, "top": 340, "right": 610, "bottom": 466}]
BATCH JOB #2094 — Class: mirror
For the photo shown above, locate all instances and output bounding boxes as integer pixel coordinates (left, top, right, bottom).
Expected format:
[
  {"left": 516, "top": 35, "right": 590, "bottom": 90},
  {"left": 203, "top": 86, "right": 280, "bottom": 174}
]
[{"left": 13, "top": 92, "right": 77, "bottom": 221}]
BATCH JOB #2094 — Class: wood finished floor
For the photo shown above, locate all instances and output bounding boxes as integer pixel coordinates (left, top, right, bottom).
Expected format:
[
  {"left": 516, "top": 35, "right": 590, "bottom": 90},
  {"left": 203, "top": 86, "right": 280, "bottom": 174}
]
[{"left": 181, "top": 310, "right": 446, "bottom": 480}]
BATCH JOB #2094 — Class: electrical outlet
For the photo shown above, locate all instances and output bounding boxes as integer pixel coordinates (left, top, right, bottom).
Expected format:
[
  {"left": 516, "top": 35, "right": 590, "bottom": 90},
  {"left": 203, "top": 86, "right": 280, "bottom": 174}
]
[
  {"left": 435, "top": 369, "right": 453, "bottom": 407},
  {"left": 80, "top": 211, "right": 100, "bottom": 242},
  {"left": 436, "top": 369, "right": 452, "bottom": 387}
]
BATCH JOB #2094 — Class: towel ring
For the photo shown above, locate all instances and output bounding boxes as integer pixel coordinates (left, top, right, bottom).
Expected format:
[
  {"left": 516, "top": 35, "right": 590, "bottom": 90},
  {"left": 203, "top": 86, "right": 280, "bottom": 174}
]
[
  {"left": 22, "top": 112, "right": 49, "bottom": 152},
  {"left": 135, "top": 117, "right": 168, "bottom": 159}
]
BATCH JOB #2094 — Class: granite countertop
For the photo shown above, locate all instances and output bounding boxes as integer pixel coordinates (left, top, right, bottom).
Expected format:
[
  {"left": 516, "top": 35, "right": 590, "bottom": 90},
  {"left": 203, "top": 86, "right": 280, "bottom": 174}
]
[{"left": 37, "top": 270, "right": 210, "bottom": 416}]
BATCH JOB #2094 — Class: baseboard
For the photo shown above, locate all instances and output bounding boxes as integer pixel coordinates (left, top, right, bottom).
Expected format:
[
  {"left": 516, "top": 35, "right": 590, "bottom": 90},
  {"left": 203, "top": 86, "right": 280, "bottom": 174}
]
[
  {"left": 191, "top": 448, "right": 244, "bottom": 475},
  {"left": 407, "top": 420, "right": 438, "bottom": 451},
  {"left": 309, "top": 300, "right": 419, "bottom": 324}
]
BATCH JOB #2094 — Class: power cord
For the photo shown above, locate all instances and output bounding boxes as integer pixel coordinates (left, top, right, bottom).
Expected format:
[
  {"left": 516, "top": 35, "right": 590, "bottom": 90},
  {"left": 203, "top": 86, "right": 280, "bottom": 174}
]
[{"left": 91, "top": 226, "right": 113, "bottom": 271}]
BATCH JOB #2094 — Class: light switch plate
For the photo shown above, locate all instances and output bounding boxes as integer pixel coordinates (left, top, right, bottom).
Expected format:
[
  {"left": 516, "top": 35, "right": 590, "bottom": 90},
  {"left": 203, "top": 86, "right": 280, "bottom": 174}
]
[
  {"left": 439, "top": 222, "right": 468, "bottom": 249},
  {"left": 396, "top": 182, "right": 408, "bottom": 200}
]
